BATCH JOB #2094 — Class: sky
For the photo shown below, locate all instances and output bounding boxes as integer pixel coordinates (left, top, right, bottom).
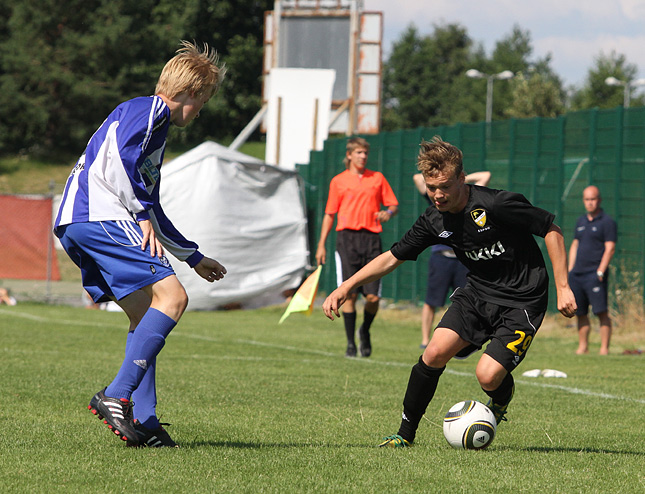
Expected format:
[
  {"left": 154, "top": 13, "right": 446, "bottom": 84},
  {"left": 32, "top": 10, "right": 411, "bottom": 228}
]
[{"left": 364, "top": 0, "right": 645, "bottom": 89}]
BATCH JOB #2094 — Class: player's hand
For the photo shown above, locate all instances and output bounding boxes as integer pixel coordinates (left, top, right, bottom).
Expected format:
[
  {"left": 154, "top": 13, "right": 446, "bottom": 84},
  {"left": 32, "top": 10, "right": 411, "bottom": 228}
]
[
  {"left": 322, "top": 288, "right": 348, "bottom": 320},
  {"left": 557, "top": 286, "right": 577, "bottom": 318},
  {"left": 315, "top": 245, "right": 326, "bottom": 266},
  {"left": 375, "top": 210, "right": 391, "bottom": 223},
  {"left": 195, "top": 256, "right": 227, "bottom": 282},
  {"left": 139, "top": 219, "right": 164, "bottom": 257}
]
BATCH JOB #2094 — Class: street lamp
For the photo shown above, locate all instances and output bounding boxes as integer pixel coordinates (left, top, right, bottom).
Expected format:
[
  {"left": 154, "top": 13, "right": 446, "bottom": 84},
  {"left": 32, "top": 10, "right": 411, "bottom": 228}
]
[
  {"left": 466, "top": 69, "right": 515, "bottom": 123},
  {"left": 605, "top": 76, "right": 645, "bottom": 107}
]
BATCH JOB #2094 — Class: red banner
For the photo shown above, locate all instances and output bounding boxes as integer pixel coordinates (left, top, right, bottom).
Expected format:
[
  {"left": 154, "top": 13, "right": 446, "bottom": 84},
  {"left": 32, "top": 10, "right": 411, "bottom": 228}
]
[{"left": 0, "top": 195, "right": 60, "bottom": 280}]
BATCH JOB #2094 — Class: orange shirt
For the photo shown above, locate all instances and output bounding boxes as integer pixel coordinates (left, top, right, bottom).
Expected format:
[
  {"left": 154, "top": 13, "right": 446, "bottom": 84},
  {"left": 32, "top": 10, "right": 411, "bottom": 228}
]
[{"left": 325, "top": 169, "right": 398, "bottom": 233}]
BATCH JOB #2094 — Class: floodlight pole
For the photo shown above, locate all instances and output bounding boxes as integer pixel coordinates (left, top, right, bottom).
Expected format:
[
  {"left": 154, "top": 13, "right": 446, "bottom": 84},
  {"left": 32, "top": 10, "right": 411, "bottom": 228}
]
[
  {"left": 466, "top": 69, "right": 515, "bottom": 123},
  {"left": 605, "top": 76, "right": 645, "bottom": 108}
]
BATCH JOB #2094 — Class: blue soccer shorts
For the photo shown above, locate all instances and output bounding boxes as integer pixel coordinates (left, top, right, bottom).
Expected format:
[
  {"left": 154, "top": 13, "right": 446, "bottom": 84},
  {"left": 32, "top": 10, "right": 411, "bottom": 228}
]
[
  {"left": 568, "top": 271, "right": 609, "bottom": 316},
  {"left": 425, "top": 252, "right": 469, "bottom": 307},
  {"left": 55, "top": 221, "right": 176, "bottom": 303}
]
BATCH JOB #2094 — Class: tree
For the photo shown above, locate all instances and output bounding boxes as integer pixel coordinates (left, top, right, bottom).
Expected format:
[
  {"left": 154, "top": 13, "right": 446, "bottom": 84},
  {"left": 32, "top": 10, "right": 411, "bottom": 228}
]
[
  {"left": 506, "top": 72, "right": 564, "bottom": 119},
  {"left": 0, "top": 0, "right": 187, "bottom": 154},
  {"left": 468, "top": 26, "right": 565, "bottom": 122},
  {"left": 169, "top": 0, "right": 272, "bottom": 145},
  {"left": 382, "top": 23, "right": 473, "bottom": 130},
  {"left": 0, "top": 0, "right": 272, "bottom": 155},
  {"left": 570, "top": 50, "right": 644, "bottom": 110},
  {"left": 381, "top": 23, "right": 567, "bottom": 130}
]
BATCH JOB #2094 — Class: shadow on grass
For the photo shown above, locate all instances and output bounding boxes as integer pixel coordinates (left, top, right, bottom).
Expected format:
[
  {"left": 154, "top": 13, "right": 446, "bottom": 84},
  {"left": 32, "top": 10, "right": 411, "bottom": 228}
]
[
  {"left": 497, "top": 445, "right": 645, "bottom": 456},
  {"left": 181, "top": 441, "right": 370, "bottom": 449}
]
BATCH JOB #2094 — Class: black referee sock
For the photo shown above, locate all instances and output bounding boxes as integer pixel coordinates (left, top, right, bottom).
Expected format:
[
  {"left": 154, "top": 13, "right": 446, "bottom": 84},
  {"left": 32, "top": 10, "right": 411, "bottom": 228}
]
[
  {"left": 361, "top": 309, "right": 376, "bottom": 333},
  {"left": 483, "top": 372, "right": 515, "bottom": 405},
  {"left": 397, "top": 356, "right": 445, "bottom": 443},
  {"left": 342, "top": 311, "right": 356, "bottom": 347}
]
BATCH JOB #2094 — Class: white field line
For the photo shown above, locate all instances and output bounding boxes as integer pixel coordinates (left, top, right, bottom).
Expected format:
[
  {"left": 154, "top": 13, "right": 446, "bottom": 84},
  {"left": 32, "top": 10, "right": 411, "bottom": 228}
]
[{"left": 3, "top": 308, "right": 644, "bottom": 404}]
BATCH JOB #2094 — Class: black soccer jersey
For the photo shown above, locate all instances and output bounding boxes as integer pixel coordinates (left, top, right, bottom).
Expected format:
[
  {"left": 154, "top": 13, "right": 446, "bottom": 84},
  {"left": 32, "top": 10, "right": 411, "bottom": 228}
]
[{"left": 391, "top": 186, "right": 555, "bottom": 310}]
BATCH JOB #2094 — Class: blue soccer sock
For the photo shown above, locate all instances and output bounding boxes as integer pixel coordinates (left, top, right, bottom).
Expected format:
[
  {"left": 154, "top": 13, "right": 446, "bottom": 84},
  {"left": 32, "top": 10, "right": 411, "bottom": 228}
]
[
  {"left": 105, "top": 308, "right": 176, "bottom": 401},
  {"left": 132, "top": 356, "right": 159, "bottom": 429},
  {"left": 120, "top": 331, "right": 161, "bottom": 429}
]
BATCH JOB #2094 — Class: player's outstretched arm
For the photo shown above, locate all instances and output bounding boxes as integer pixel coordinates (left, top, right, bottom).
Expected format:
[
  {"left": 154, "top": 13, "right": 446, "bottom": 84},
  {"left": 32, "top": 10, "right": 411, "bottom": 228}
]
[
  {"left": 194, "top": 256, "right": 227, "bottom": 283},
  {"left": 322, "top": 251, "right": 403, "bottom": 320},
  {"left": 545, "top": 224, "right": 577, "bottom": 318}
]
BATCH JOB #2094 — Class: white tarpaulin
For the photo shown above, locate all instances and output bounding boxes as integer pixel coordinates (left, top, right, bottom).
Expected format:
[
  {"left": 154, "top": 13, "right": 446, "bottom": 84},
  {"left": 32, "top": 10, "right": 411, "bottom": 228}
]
[{"left": 159, "top": 141, "right": 308, "bottom": 310}]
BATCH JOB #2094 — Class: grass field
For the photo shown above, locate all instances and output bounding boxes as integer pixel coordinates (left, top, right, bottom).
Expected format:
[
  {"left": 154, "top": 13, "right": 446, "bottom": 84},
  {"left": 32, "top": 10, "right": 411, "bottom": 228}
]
[{"left": 1, "top": 303, "right": 643, "bottom": 493}]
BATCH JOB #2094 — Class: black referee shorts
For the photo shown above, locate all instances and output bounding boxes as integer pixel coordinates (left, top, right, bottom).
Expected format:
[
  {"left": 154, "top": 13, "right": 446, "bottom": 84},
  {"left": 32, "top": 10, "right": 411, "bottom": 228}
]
[
  {"left": 438, "top": 285, "right": 546, "bottom": 372},
  {"left": 335, "top": 229, "right": 382, "bottom": 296}
]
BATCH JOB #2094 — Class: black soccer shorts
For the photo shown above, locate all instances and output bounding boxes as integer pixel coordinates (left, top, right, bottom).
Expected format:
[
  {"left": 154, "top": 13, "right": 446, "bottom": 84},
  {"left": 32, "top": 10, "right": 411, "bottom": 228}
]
[
  {"left": 335, "top": 229, "right": 382, "bottom": 296},
  {"left": 438, "top": 285, "right": 546, "bottom": 372}
]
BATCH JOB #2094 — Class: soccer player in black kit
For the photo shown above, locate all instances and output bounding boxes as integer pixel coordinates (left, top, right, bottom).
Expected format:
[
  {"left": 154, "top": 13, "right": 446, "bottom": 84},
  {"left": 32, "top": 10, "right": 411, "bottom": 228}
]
[{"left": 322, "top": 136, "right": 577, "bottom": 447}]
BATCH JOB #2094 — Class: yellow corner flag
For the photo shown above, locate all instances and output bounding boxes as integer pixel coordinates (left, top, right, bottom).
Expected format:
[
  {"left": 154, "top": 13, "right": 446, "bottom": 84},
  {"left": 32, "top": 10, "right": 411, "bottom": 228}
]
[{"left": 279, "top": 265, "right": 322, "bottom": 324}]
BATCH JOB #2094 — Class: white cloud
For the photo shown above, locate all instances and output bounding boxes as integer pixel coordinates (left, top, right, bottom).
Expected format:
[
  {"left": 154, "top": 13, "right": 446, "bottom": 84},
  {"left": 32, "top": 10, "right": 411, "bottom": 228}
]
[
  {"left": 537, "top": 34, "right": 645, "bottom": 85},
  {"left": 619, "top": 0, "right": 645, "bottom": 19}
]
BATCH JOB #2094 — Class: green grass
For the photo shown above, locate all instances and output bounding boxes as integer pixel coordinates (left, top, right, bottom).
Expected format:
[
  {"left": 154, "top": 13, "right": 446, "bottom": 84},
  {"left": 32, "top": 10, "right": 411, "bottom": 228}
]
[{"left": 1, "top": 304, "right": 643, "bottom": 493}]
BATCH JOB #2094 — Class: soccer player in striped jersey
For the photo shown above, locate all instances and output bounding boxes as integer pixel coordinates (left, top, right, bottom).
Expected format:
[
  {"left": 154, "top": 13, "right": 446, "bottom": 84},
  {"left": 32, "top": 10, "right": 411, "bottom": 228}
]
[{"left": 54, "top": 41, "right": 226, "bottom": 447}]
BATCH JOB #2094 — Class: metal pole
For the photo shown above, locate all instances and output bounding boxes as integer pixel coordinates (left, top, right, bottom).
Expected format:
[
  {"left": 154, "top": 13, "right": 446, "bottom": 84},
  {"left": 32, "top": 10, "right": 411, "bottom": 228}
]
[
  {"left": 624, "top": 85, "right": 630, "bottom": 108},
  {"left": 46, "top": 180, "right": 55, "bottom": 304},
  {"left": 486, "top": 76, "right": 494, "bottom": 123}
]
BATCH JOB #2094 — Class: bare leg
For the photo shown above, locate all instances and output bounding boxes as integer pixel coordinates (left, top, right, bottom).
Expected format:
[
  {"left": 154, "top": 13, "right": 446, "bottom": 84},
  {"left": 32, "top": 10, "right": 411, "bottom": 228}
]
[
  {"left": 576, "top": 314, "right": 590, "bottom": 354},
  {"left": 343, "top": 293, "right": 357, "bottom": 314},
  {"left": 476, "top": 354, "right": 508, "bottom": 392},
  {"left": 597, "top": 311, "right": 612, "bottom": 355},
  {"left": 420, "top": 303, "right": 437, "bottom": 347},
  {"left": 364, "top": 294, "right": 379, "bottom": 316}
]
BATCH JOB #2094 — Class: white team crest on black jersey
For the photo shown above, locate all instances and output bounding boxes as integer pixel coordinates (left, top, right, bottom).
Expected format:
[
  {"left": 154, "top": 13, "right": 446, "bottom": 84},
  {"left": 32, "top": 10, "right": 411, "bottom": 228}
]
[
  {"left": 438, "top": 231, "right": 453, "bottom": 238},
  {"left": 471, "top": 209, "right": 487, "bottom": 227}
]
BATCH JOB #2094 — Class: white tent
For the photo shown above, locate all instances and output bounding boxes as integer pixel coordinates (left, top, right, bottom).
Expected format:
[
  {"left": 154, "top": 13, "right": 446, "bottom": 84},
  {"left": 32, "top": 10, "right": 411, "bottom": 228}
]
[{"left": 159, "top": 141, "right": 308, "bottom": 310}]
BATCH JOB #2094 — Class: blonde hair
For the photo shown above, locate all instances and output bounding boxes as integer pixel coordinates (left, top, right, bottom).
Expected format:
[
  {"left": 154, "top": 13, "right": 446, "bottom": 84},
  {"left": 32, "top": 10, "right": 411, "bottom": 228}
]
[
  {"left": 155, "top": 40, "right": 226, "bottom": 99},
  {"left": 417, "top": 135, "right": 463, "bottom": 178},
  {"left": 343, "top": 137, "right": 370, "bottom": 169}
]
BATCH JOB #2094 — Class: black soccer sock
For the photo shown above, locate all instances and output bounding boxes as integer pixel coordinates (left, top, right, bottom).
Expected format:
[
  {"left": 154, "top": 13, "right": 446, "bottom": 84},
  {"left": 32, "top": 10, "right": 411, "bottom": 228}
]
[
  {"left": 342, "top": 311, "right": 357, "bottom": 346},
  {"left": 483, "top": 372, "right": 515, "bottom": 405},
  {"left": 361, "top": 309, "right": 376, "bottom": 333},
  {"left": 397, "top": 356, "right": 445, "bottom": 443}
]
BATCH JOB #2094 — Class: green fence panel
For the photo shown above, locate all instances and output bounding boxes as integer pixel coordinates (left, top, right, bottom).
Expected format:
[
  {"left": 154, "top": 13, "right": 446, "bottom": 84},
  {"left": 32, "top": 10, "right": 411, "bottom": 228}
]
[{"left": 299, "top": 105, "right": 645, "bottom": 309}]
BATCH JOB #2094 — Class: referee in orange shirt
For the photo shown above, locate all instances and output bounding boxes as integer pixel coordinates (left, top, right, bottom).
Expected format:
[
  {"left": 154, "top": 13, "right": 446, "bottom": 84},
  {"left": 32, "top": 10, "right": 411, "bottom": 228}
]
[{"left": 315, "top": 137, "right": 399, "bottom": 357}]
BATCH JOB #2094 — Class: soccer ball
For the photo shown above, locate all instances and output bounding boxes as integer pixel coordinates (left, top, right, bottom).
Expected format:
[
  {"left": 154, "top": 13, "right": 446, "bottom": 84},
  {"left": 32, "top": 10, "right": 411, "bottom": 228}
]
[{"left": 443, "top": 400, "right": 497, "bottom": 450}]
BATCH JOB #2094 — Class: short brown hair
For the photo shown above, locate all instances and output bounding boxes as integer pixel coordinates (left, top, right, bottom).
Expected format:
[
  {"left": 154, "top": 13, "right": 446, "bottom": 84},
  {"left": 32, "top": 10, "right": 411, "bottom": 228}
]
[
  {"left": 344, "top": 137, "right": 370, "bottom": 169},
  {"left": 155, "top": 40, "right": 226, "bottom": 99},
  {"left": 417, "top": 136, "right": 463, "bottom": 179}
]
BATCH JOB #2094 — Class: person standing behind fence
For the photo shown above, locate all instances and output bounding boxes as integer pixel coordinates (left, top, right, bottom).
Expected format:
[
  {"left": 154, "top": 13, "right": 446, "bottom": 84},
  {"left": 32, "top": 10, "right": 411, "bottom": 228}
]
[
  {"left": 315, "top": 137, "right": 399, "bottom": 358},
  {"left": 54, "top": 41, "right": 227, "bottom": 447},
  {"left": 568, "top": 185, "right": 617, "bottom": 355},
  {"left": 413, "top": 171, "right": 491, "bottom": 349}
]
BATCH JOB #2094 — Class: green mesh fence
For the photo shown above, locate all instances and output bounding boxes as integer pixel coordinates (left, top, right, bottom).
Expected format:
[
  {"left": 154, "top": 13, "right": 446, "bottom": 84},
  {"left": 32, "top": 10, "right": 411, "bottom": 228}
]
[{"left": 297, "top": 106, "right": 645, "bottom": 311}]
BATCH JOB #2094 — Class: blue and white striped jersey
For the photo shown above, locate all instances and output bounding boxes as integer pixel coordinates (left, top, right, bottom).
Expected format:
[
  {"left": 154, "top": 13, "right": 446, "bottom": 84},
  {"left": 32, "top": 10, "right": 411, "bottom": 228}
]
[{"left": 55, "top": 96, "right": 203, "bottom": 267}]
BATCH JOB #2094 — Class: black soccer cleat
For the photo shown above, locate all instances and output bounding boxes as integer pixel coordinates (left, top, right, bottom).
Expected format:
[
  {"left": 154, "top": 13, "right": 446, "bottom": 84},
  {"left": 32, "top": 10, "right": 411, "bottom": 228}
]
[
  {"left": 130, "top": 420, "right": 179, "bottom": 448},
  {"left": 88, "top": 388, "right": 139, "bottom": 446},
  {"left": 345, "top": 343, "right": 357, "bottom": 357}
]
